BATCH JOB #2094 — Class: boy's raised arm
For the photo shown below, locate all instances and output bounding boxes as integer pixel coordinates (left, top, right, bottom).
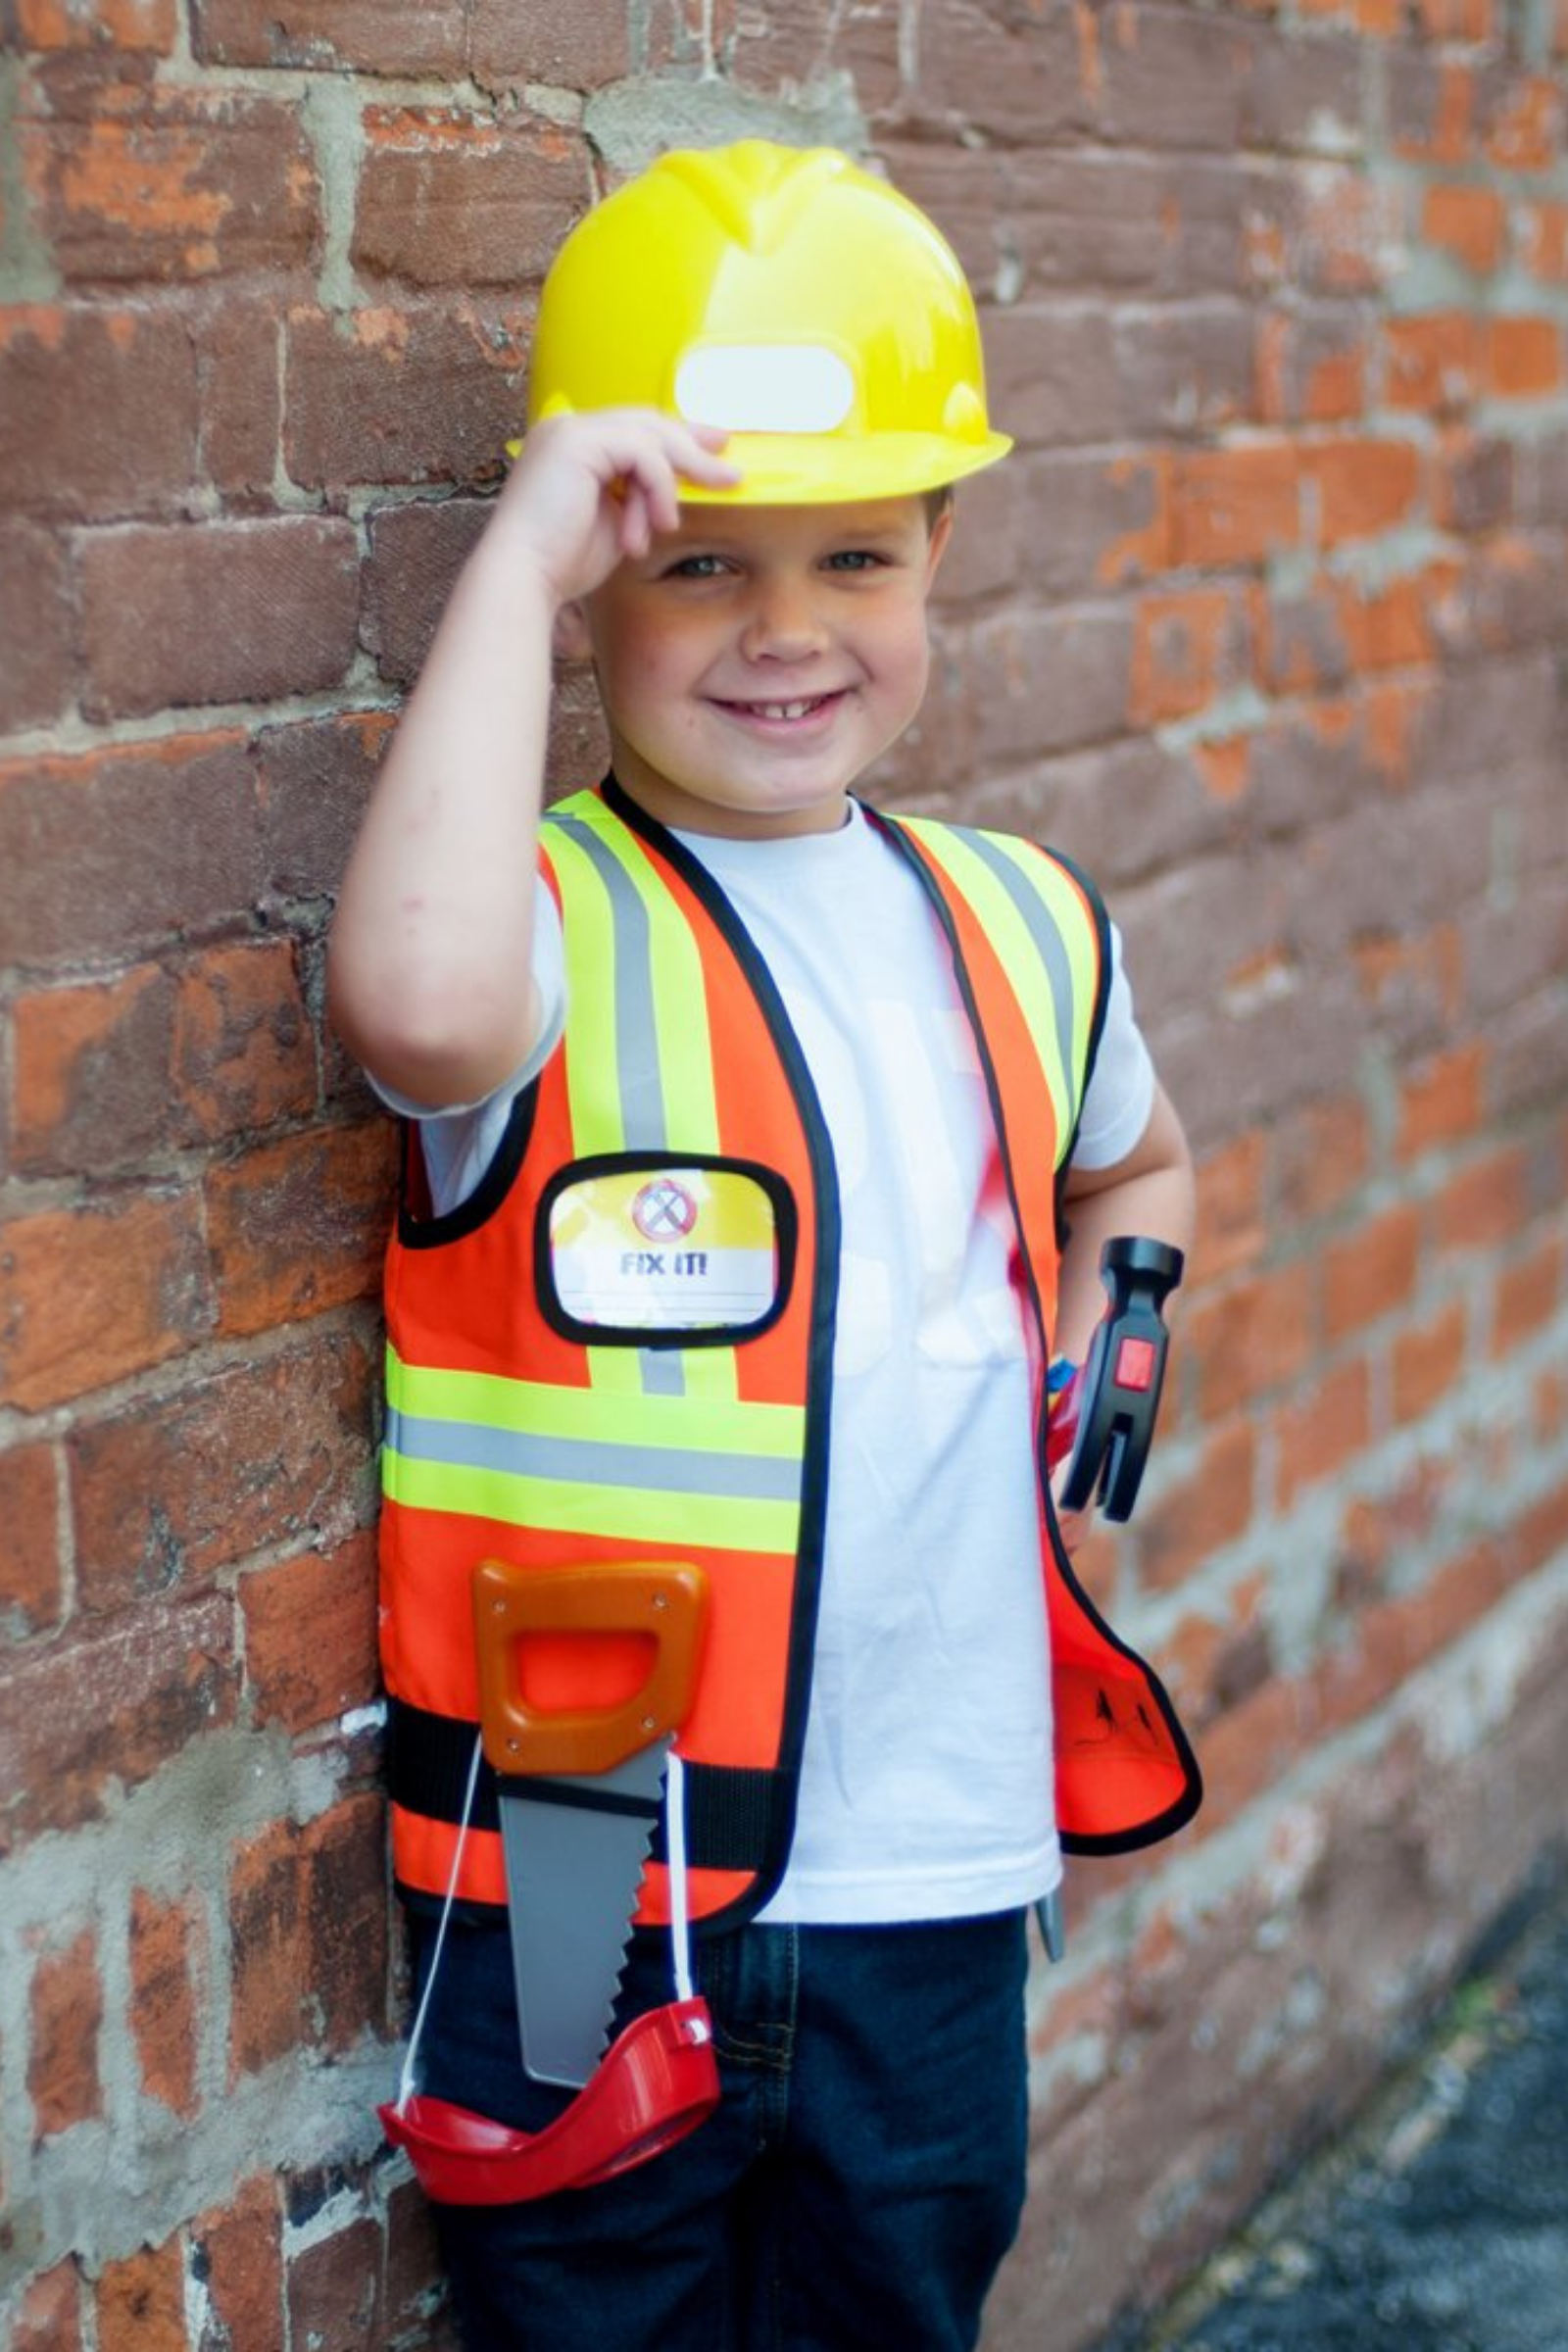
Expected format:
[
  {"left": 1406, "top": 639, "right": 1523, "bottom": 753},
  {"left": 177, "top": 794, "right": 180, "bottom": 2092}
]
[{"left": 327, "top": 410, "right": 737, "bottom": 1109}]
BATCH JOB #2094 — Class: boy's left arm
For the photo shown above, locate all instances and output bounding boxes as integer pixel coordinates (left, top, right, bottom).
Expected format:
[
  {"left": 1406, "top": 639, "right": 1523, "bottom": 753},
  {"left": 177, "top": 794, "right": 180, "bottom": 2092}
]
[{"left": 1053, "top": 1080, "right": 1195, "bottom": 1541}]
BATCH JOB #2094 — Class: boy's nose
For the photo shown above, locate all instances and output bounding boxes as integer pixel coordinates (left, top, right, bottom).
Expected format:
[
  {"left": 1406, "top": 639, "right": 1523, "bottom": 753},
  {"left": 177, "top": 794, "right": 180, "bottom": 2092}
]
[{"left": 739, "top": 576, "right": 827, "bottom": 661}]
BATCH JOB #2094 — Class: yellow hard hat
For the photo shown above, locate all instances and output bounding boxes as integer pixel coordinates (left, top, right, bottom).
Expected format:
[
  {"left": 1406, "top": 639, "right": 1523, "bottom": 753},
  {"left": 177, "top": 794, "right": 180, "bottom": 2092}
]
[{"left": 523, "top": 141, "right": 1011, "bottom": 505}]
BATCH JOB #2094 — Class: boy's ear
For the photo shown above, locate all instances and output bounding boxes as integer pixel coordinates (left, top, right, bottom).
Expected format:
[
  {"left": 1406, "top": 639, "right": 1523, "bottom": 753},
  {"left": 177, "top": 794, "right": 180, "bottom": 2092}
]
[
  {"left": 924, "top": 498, "right": 956, "bottom": 584},
  {"left": 553, "top": 601, "right": 593, "bottom": 662}
]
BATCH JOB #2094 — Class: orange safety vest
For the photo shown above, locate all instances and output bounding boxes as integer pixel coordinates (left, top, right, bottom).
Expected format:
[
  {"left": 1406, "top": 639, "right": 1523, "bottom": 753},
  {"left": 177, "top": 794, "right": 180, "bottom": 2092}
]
[{"left": 380, "top": 779, "right": 1200, "bottom": 1933}]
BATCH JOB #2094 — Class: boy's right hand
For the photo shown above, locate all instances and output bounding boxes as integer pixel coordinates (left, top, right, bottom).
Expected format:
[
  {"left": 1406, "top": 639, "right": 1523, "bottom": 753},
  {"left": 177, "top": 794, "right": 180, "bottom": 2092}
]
[{"left": 494, "top": 409, "right": 742, "bottom": 611}]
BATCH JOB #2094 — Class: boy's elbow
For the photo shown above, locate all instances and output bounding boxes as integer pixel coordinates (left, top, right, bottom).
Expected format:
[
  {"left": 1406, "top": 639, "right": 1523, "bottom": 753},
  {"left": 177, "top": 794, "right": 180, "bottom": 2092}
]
[{"left": 326, "top": 943, "right": 537, "bottom": 1112}]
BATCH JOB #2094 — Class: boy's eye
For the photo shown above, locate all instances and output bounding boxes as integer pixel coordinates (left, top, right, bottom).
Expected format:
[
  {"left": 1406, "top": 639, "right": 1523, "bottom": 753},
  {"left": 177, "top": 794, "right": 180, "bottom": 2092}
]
[
  {"left": 823, "top": 549, "right": 888, "bottom": 572},
  {"left": 665, "top": 552, "right": 729, "bottom": 579}
]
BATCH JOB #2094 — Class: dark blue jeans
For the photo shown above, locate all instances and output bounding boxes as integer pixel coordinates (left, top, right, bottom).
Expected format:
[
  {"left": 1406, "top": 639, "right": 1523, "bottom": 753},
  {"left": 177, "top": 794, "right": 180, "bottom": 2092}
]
[{"left": 408, "top": 1908, "right": 1031, "bottom": 2352}]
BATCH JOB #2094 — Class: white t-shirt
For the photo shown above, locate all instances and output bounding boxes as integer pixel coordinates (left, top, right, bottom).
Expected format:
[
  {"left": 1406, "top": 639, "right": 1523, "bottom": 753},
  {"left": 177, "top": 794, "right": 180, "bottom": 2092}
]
[{"left": 386, "top": 806, "right": 1154, "bottom": 1925}]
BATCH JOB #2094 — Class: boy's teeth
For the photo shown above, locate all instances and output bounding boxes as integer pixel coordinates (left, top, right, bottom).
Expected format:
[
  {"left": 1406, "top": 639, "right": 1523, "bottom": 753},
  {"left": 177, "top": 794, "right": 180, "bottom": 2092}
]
[{"left": 752, "top": 698, "right": 817, "bottom": 719}]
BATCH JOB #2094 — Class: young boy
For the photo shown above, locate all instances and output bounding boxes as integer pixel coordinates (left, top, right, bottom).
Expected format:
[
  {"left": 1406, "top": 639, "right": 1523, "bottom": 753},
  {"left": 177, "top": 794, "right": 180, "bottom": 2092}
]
[{"left": 330, "top": 142, "right": 1200, "bottom": 2352}]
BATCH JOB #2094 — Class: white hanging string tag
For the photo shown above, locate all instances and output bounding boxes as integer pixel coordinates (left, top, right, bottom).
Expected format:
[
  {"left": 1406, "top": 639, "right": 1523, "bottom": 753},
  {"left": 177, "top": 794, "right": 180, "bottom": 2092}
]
[
  {"left": 665, "top": 1745, "right": 694, "bottom": 2005},
  {"left": 395, "top": 1732, "right": 483, "bottom": 2113}
]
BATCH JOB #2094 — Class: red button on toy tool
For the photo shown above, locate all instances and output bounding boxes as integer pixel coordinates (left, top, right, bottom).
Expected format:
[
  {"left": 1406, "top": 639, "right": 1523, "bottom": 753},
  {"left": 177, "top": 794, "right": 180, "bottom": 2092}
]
[{"left": 1113, "top": 1337, "right": 1156, "bottom": 1393}]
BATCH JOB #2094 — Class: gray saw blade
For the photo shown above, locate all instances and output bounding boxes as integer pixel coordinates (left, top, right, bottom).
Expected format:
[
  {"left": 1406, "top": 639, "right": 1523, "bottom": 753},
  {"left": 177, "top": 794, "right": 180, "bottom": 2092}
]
[{"left": 498, "top": 1740, "right": 669, "bottom": 2089}]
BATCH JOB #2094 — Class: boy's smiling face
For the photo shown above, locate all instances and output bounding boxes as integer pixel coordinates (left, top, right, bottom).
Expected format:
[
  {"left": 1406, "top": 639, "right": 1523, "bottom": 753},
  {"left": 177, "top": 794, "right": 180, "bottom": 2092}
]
[{"left": 559, "top": 494, "right": 952, "bottom": 839}]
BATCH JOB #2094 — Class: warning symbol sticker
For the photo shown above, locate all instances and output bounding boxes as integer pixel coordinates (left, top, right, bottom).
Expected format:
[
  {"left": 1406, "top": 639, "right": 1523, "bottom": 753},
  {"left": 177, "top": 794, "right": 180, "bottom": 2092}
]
[{"left": 632, "top": 1177, "right": 698, "bottom": 1242}]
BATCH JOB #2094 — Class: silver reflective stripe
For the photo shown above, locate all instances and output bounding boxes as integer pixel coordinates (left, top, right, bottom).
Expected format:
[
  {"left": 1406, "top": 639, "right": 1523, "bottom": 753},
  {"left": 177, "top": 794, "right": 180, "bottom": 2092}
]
[
  {"left": 551, "top": 815, "right": 666, "bottom": 1146},
  {"left": 956, "top": 830, "right": 1079, "bottom": 1100},
  {"left": 384, "top": 1405, "right": 800, "bottom": 1502}
]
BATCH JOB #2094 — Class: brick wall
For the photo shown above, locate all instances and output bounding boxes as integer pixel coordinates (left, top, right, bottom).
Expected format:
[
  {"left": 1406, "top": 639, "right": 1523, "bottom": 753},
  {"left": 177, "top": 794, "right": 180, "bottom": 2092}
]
[{"left": 1, "top": 4, "right": 1564, "bottom": 2346}]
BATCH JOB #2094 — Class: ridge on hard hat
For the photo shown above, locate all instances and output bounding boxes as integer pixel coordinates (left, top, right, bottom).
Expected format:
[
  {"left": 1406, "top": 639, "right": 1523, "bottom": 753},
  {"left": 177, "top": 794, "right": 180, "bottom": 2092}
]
[{"left": 522, "top": 140, "right": 1012, "bottom": 505}]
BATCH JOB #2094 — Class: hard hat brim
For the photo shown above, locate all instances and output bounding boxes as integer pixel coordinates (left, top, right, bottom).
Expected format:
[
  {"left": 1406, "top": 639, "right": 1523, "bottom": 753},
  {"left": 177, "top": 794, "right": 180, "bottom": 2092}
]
[{"left": 674, "top": 427, "right": 1013, "bottom": 507}]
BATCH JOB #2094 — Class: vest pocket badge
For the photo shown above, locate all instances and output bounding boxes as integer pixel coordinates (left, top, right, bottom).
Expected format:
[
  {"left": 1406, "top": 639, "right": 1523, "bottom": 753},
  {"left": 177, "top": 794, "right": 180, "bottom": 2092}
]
[{"left": 539, "top": 1156, "right": 797, "bottom": 1345}]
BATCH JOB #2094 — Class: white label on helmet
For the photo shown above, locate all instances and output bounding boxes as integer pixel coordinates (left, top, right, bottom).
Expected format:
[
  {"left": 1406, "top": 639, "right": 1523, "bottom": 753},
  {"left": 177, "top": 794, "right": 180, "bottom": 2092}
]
[{"left": 674, "top": 344, "right": 855, "bottom": 434}]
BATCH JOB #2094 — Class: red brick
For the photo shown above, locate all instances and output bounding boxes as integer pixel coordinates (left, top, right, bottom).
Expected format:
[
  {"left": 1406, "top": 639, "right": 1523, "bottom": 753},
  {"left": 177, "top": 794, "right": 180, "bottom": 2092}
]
[
  {"left": 1255, "top": 310, "right": 1367, "bottom": 425},
  {"left": 95, "top": 2239, "right": 186, "bottom": 2352},
  {"left": 284, "top": 301, "right": 528, "bottom": 491},
  {"left": 0, "top": 1192, "right": 210, "bottom": 1411},
  {"left": 910, "top": 0, "right": 1085, "bottom": 145},
  {"left": 1484, "top": 316, "right": 1564, "bottom": 399},
  {"left": 1397, "top": 1043, "right": 1486, "bottom": 1159},
  {"left": 28, "top": 1925, "right": 104, "bottom": 2136},
  {"left": 0, "top": 1594, "right": 239, "bottom": 1844},
  {"left": 0, "top": 520, "right": 73, "bottom": 730},
  {"left": 0, "top": 734, "right": 264, "bottom": 965},
  {"left": 8, "top": 946, "right": 314, "bottom": 1176},
  {"left": 193, "top": 0, "right": 464, "bottom": 72},
  {"left": 1415, "top": 0, "right": 1495, "bottom": 33},
  {"left": 1275, "top": 1355, "right": 1373, "bottom": 1506},
  {"left": 1171, "top": 445, "right": 1299, "bottom": 567},
  {"left": 256, "top": 710, "right": 394, "bottom": 914},
  {"left": 353, "top": 108, "right": 586, "bottom": 288},
  {"left": 1305, "top": 437, "right": 1424, "bottom": 544},
  {"left": 1323, "top": 1202, "right": 1422, "bottom": 1341},
  {"left": 193, "top": 2176, "right": 285, "bottom": 2352},
  {"left": 285, "top": 2217, "right": 383, "bottom": 2352},
  {"left": 0, "top": 1441, "right": 64, "bottom": 1632},
  {"left": 80, "top": 517, "right": 360, "bottom": 719},
  {"left": 70, "top": 1333, "right": 375, "bottom": 1609},
  {"left": 0, "top": 305, "right": 200, "bottom": 520},
  {"left": 1391, "top": 58, "right": 1476, "bottom": 165},
  {"left": 205, "top": 1121, "right": 395, "bottom": 1336},
  {"left": 18, "top": 81, "right": 318, "bottom": 284},
  {"left": 18, "top": 0, "right": 174, "bottom": 48},
  {"left": 1392, "top": 1298, "right": 1468, "bottom": 1424},
  {"left": 1130, "top": 585, "right": 1254, "bottom": 725},
  {"left": 10, "top": 2262, "right": 86, "bottom": 2351},
  {"left": 1194, "top": 1133, "right": 1268, "bottom": 1281},
  {"left": 1188, "top": 1261, "right": 1317, "bottom": 1420},
  {"left": 1421, "top": 182, "right": 1505, "bottom": 274},
  {"left": 968, "top": 605, "right": 1132, "bottom": 763},
  {"left": 1136, "top": 1420, "right": 1258, "bottom": 1591},
  {"left": 1486, "top": 76, "right": 1564, "bottom": 172},
  {"left": 240, "top": 1531, "right": 379, "bottom": 1733},
  {"left": 229, "top": 1794, "right": 388, "bottom": 2078},
  {"left": 363, "top": 496, "right": 492, "bottom": 688},
  {"left": 1433, "top": 429, "right": 1515, "bottom": 532},
  {"left": 1297, "top": 168, "right": 1396, "bottom": 294},
  {"left": 1382, "top": 313, "right": 1480, "bottom": 415},
  {"left": 1491, "top": 1233, "right": 1563, "bottom": 1356},
  {"left": 1432, "top": 1142, "right": 1534, "bottom": 1253},
  {"left": 1519, "top": 200, "right": 1568, "bottom": 283},
  {"left": 129, "top": 1886, "right": 204, "bottom": 2118}
]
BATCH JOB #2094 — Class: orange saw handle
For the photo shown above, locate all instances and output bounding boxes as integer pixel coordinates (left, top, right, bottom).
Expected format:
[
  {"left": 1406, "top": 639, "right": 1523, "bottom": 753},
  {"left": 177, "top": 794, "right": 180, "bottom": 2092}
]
[{"left": 471, "top": 1559, "right": 709, "bottom": 1779}]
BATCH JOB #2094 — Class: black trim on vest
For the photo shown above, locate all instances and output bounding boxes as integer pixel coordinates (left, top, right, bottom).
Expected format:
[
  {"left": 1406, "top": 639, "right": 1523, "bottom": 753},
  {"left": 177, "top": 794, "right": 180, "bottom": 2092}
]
[
  {"left": 387, "top": 1694, "right": 797, "bottom": 1895},
  {"left": 599, "top": 774, "right": 842, "bottom": 1932},
  {"left": 396, "top": 1080, "right": 540, "bottom": 1250}
]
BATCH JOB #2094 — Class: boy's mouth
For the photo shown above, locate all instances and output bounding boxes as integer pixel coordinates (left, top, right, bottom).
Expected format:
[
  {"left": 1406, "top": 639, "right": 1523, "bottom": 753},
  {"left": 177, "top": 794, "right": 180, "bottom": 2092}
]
[{"left": 714, "top": 692, "right": 841, "bottom": 723}]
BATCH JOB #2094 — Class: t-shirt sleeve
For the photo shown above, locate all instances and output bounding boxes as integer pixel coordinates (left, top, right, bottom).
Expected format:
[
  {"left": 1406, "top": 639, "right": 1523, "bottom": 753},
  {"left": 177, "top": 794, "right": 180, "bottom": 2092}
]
[
  {"left": 1069, "top": 922, "right": 1155, "bottom": 1171},
  {"left": 367, "top": 877, "right": 566, "bottom": 1218}
]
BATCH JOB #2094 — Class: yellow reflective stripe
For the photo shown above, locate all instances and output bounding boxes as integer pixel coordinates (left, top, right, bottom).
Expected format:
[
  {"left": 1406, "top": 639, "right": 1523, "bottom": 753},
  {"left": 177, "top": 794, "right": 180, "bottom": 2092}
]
[
  {"left": 387, "top": 1346, "right": 802, "bottom": 1459},
  {"left": 901, "top": 821, "right": 1094, "bottom": 1151},
  {"left": 382, "top": 1448, "right": 800, "bottom": 1551},
  {"left": 543, "top": 822, "right": 626, "bottom": 1151}
]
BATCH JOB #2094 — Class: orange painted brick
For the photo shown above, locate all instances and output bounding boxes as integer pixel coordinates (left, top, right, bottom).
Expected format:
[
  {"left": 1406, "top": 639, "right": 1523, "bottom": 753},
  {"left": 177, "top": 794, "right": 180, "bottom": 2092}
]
[
  {"left": 1421, "top": 183, "right": 1505, "bottom": 275},
  {"left": 96, "top": 2238, "right": 186, "bottom": 2352},
  {"left": 1275, "top": 1355, "right": 1373, "bottom": 1508},
  {"left": 193, "top": 2177, "right": 285, "bottom": 2352},
  {"left": 286, "top": 2217, "right": 384, "bottom": 2352},
  {"left": 1323, "top": 1202, "right": 1422, "bottom": 1340},
  {"left": 1397, "top": 1043, "right": 1487, "bottom": 1159},
  {"left": 1416, "top": 0, "right": 1495, "bottom": 33},
  {"left": 129, "top": 1886, "right": 205, "bottom": 2119},
  {"left": 1334, "top": 569, "right": 1446, "bottom": 672},
  {"left": 1382, "top": 313, "right": 1480, "bottom": 414},
  {"left": 1393, "top": 1298, "right": 1468, "bottom": 1424},
  {"left": 229, "top": 1794, "right": 388, "bottom": 2081},
  {"left": 28, "top": 1925, "right": 103, "bottom": 2136},
  {"left": 1306, "top": 437, "right": 1423, "bottom": 545},
  {"left": 1188, "top": 1261, "right": 1317, "bottom": 1421},
  {"left": 240, "top": 1532, "right": 378, "bottom": 1734},
  {"left": 1171, "top": 445, "right": 1299, "bottom": 566},
  {"left": 1485, "top": 317, "right": 1564, "bottom": 399},
  {"left": 18, "top": 0, "right": 173, "bottom": 45},
  {"left": 0, "top": 1441, "right": 63, "bottom": 1632},
  {"left": 1130, "top": 585, "right": 1255, "bottom": 725},
  {"left": 1353, "top": 922, "right": 1463, "bottom": 1030},
  {"left": 0, "top": 1192, "right": 209, "bottom": 1412},
  {"left": 11, "top": 2263, "right": 85, "bottom": 2351},
  {"left": 1271, "top": 1094, "right": 1372, "bottom": 1225},
  {"left": 204, "top": 1119, "right": 397, "bottom": 1337}
]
